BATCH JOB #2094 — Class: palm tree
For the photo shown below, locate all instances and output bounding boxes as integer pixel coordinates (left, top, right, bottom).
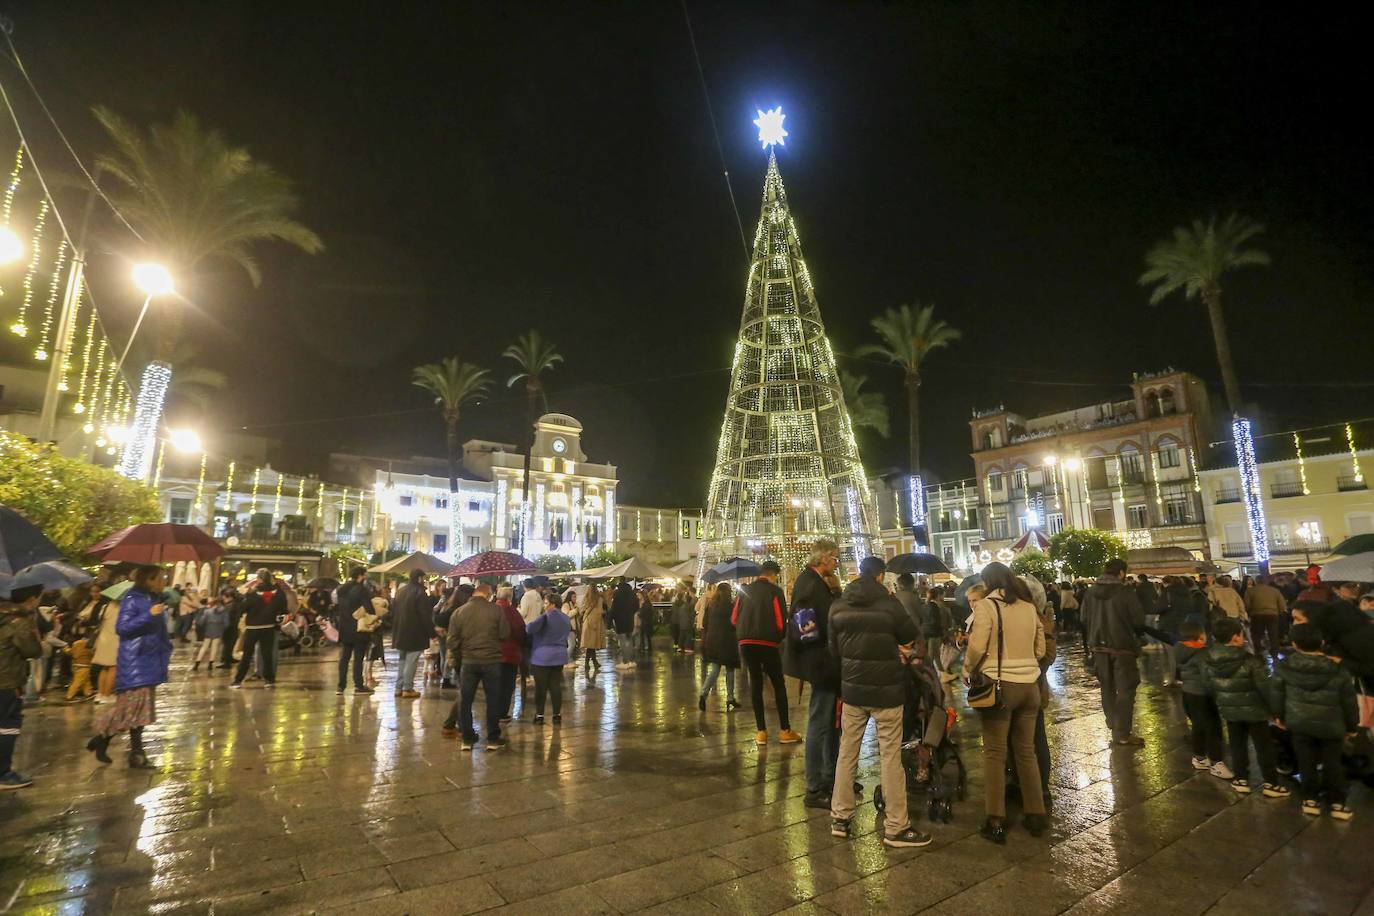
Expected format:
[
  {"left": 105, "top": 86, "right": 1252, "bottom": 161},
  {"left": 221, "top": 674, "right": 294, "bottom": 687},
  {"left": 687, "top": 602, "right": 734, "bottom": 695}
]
[
  {"left": 411, "top": 357, "right": 491, "bottom": 493},
  {"left": 856, "top": 303, "right": 960, "bottom": 479},
  {"left": 164, "top": 365, "right": 227, "bottom": 421},
  {"left": 839, "top": 370, "right": 889, "bottom": 440},
  {"left": 503, "top": 330, "right": 562, "bottom": 552},
  {"left": 1138, "top": 214, "right": 1269, "bottom": 415}
]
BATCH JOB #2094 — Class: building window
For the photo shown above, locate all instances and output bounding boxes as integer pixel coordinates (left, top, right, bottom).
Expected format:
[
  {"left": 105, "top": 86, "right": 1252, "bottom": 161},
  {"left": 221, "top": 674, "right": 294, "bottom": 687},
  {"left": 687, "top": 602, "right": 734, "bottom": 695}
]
[
  {"left": 1120, "top": 450, "right": 1144, "bottom": 482},
  {"left": 1164, "top": 498, "right": 1192, "bottom": 524},
  {"left": 1127, "top": 504, "right": 1149, "bottom": 528},
  {"left": 1017, "top": 516, "right": 1030, "bottom": 536},
  {"left": 1012, "top": 469, "right": 1028, "bottom": 492},
  {"left": 681, "top": 519, "right": 691, "bottom": 539},
  {"left": 398, "top": 493, "right": 414, "bottom": 507},
  {"left": 1348, "top": 513, "right": 1374, "bottom": 536},
  {"left": 1047, "top": 513, "right": 1065, "bottom": 534},
  {"left": 987, "top": 472, "right": 1004, "bottom": 492},
  {"left": 393, "top": 532, "right": 411, "bottom": 551},
  {"left": 433, "top": 533, "right": 448, "bottom": 554},
  {"left": 468, "top": 535, "right": 481, "bottom": 553},
  {"left": 1270, "top": 521, "right": 1292, "bottom": 548},
  {"left": 435, "top": 495, "right": 449, "bottom": 509},
  {"left": 884, "top": 545, "right": 896, "bottom": 560},
  {"left": 169, "top": 497, "right": 192, "bottom": 524},
  {"left": 941, "top": 542, "right": 956, "bottom": 566},
  {"left": 1157, "top": 444, "right": 1180, "bottom": 469},
  {"left": 990, "top": 517, "right": 1009, "bottom": 539},
  {"left": 338, "top": 509, "right": 356, "bottom": 533}
]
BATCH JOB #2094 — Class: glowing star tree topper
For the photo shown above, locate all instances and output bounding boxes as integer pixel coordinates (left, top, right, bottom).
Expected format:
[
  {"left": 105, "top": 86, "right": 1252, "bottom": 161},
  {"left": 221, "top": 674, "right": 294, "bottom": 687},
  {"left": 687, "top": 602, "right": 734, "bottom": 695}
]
[{"left": 753, "top": 106, "right": 788, "bottom": 149}]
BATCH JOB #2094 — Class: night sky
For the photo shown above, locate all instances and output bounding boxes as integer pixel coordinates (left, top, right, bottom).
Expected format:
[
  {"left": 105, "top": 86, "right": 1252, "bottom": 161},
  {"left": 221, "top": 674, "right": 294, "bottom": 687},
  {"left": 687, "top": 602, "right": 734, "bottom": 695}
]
[{"left": 6, "top": 2, "right": 1372, "bottom": 505}]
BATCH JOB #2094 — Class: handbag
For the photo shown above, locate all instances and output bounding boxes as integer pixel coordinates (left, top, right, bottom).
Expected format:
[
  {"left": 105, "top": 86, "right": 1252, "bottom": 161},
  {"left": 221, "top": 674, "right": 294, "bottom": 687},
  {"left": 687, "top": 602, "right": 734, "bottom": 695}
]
[
  {"left": 966, "top": 597, "right": 1004, "bottom": 710},
  {"left": 789, "top": 606, "right": 820, "bottom": 644}
]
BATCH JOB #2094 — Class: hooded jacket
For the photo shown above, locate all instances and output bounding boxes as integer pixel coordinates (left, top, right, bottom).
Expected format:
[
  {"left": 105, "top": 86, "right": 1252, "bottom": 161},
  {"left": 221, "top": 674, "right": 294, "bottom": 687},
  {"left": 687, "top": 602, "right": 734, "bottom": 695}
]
[
  {"left": 1205, "top": 644, "right": 1272, "bottom": 723},
  {"left": 241, "top": 581, "right": 288, "bottom": 629},
  {"left": 0, "top": 602, "right": 42, "bottom": 690},
  {"left": 1174, "top": 638, "right": 1210, "bottom": 696},
  {"left": 701, "top": 591, "right": 740, "bottom": 668},
  {"left": 783, "top": 566, "right": 839, "bottom": 689},
  {"left": 334, "top": 580, "right": 371, "bottom": 646},
  {"left": 1273, "top": 652, "right": 1359, "bottom": 739},
  {"left": 734, "top": 578, "right": 787, "bottom": 648},
  {"left": 828, "top": 576, "right": 919, "bottom": 708},
  {"left": 1081, "top": 576, "right": 1145, "bottom": 654},
  {"left": 610, "top": 583, "right": 638, "bottom": 635},
  {"left": 528, "top": 608, "right": 572, "bottom": 667},
  {"left": 114, "top": 588, "right": 173, "bottom": 692}
]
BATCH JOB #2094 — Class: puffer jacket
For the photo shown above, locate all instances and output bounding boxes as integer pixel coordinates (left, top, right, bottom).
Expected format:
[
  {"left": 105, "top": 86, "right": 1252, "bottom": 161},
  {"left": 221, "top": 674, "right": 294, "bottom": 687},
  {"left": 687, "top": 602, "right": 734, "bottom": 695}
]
[
  {"left": 828, "top": 576, "right": 920, "bottom": 709},
  {"left": 783, "top": 566, "right": 839, "bottom": 689},
  {"left": 1174, "top": 639, "right": 1210, "bottom": 696},
  {"left": 528, "top": 609, "right": 572, "bottom": 667},
  {"left": 334, "top": 581, "right": 371, "bottom": 646},
  {"left": 1081, "top": 577, "right": 1145, "bottom": 654},
  {"left": 114, "top": 588, "right": 173, "bottom": 692},
  {"left": 1273, "top": 652, "right": 1359, "bottom": 739},
  {"left": 0, "top": 602, "right": 42, "bottom": 690},
  {"left": 389, "top": 582, "right": 434, "bottom": 652},
  {"left": 1205, "top": 644, "right": 1272, "bottom": 723}
]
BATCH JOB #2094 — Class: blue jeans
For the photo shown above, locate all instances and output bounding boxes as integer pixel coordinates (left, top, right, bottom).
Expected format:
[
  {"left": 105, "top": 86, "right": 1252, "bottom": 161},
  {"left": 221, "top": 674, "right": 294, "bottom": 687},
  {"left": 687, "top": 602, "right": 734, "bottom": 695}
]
[
  {"left": 459, "top": 663, "right": 504, "bottom": 744},
  {"left": 805, "top": 686, "right": 840, "bottom": 795},
  {"left": 700, "top": 662, "right": 736, "bottom": 700},
  {"left": 397, "top": 650, "right": 421, "bottom": 692},
  {"left": 436, "top": 642, "right": 449, "bottom": 681}
]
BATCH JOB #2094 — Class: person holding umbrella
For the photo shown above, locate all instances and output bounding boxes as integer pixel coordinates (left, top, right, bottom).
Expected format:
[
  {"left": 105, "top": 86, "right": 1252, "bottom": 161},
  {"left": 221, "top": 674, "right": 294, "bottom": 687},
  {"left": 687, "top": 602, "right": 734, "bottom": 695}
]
[{"left": 87, "top": 565, "right": 174, "bottom": 769}]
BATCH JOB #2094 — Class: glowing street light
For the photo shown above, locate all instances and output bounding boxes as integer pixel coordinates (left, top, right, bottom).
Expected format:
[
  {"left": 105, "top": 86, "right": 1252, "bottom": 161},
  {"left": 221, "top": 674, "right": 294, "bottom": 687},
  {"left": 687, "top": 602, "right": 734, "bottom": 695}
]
[
  {"left": 132, "top": 262, "right": 175, "bottom": 296},
  {"left": 1062, "top": 457, "right": 1083, "bottom": 472},
  {"left": 0, "top": 226, "right": 23, "bottom": 264},
  {"left": 168, "top": 428, "right": 202, "bottom": 454},
  {"left": 1043, "top": 454, "right": 1058, "bottom": 466}
]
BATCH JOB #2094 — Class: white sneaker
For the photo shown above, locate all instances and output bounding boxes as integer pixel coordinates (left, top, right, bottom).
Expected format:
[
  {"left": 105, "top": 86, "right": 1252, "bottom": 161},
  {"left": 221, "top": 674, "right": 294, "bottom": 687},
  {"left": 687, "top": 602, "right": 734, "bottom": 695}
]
[
  {"left": 1210, "top": 761, "right": 1235, "bottom": 780},
  {"left": 1191, "top": 756, "right": 1211, "bottom": 770}
]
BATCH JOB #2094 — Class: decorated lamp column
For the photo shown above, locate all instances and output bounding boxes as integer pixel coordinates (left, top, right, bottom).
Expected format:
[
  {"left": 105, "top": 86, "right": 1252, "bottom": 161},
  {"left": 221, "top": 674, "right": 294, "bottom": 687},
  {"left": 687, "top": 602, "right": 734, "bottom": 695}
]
[
  {"left": 116, "top": 360, "right": 171, "bottom": 481},
  {"left": 1233, "top": 417, "right": 1269, "bottom": 573}
]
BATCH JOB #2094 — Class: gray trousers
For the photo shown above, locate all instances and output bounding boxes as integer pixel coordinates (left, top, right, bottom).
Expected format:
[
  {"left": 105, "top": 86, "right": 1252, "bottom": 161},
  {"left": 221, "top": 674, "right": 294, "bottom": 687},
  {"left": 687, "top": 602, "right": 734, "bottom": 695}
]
[{"left": 1094, "top": 651, "right": 1140, "bottom": 740}]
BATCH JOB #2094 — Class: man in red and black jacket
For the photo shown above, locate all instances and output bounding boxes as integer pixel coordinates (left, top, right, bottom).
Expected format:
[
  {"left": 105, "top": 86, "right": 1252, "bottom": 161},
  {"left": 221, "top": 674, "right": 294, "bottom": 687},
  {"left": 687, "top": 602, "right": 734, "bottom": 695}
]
[{"left": 734, "top": 560, "right": 801, "bottom": 747}]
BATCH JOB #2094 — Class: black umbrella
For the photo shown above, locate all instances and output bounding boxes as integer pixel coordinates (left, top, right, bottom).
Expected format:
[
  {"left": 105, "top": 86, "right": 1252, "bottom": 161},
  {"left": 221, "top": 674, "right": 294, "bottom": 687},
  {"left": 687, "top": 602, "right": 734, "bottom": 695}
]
[
  {"left": 307, "top": 577, "right": 340, "bottom": 590},
  {"left": 0, "top": 506, "right": 64, "bottom": 576},
  {"left": 703, "top": 557, "right": 762, "bottom": 584},
  {"left": 886, "top": 552, "right": 950, "bottom": 576}
]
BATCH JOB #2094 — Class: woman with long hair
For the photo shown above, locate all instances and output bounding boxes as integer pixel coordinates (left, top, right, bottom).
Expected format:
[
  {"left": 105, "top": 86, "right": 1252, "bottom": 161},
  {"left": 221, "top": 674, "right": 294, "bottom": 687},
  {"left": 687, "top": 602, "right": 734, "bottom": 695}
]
[
  {"left": 578, "top": 585, "right": 605, "bottom": 677},
  {"left": 965, "top": 562, "right": 1047, "bottom": 844},
  {"left": 697, "top": 582, "right": 741, "bottom": 711},
  {"left": 87, "top": 565, "right": 174, "bottom": 769}
]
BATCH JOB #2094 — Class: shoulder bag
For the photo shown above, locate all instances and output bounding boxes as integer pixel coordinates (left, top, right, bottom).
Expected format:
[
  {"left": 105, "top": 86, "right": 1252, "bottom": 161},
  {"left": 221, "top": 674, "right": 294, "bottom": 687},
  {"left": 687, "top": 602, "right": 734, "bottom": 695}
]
[{"left": 967, "top": 596, "right": 1004, "bottom": 710}]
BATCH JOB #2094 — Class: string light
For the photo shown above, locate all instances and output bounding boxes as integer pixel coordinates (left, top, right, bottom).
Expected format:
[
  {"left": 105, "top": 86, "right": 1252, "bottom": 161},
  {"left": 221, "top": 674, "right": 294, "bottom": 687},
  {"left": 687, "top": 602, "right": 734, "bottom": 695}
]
[
  {"left": 296, "top": 476, "right": 305, "bottom": 514},
  {"left": 1347, "top": 424, "right": 1363, "bottom": 484},
  {"left": 97, "top": 340, "right": 118, "bottom": 433},
  {"left": 34, "top": 239, "right": 68, "bottom": 361},
  {"left": 10, "top": 199, "right": 49, "bottom": 337},
  {"left": 1150, "top": 451, "right": 1163, "bottom": 513},
  {"left": 272, "top": 471, "right": 283, "bottom": 518},
  {"left": 86, "top": 338, "right": 108, "bottom": 425},
  {"left": 316, "top": 481, "right": 325, "bottom": 519},
  {"left": 0, "top": 147, "right": 23, "bottom": 299},
  {"left": 56, "top": 287, "right": 82, "bottom": 392},
  {"left": 1188, "top": 446, "right": 1202, "bottom": 494},
  {"left": 193, "top": 453, "right": 207, "bottom": 520},
  {"left": 71, "top": 305, "right": 97, "bottom": 413},
  {"left": 1294, "top": 433, "right": 1310, "bottom": 495},
  {"left": 222, "top": 461, "right": 236, "bottom": 509},
  {"left": 250, "top": 467, "right": 261, "bottom": 512},
  {"left": 152, "top": 440, "right": 166, "bottom": 488},
  {"left": 1233, "top": 417, "right": 1270, "bottom": 566},
  {"left": 116, "top": 361, "right": 171, "bottom": 481}
]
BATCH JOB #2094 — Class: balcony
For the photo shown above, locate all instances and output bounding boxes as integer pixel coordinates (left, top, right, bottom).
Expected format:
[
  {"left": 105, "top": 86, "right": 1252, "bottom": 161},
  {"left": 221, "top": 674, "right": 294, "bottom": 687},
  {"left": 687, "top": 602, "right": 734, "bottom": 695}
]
[
  {"left": 1270, "top": 481, "right": 1306, "bottom": 499},
  {"left": 1339, "top": 475, "right": 1368, "bottom": 492},
  {"left": 1119, "top": 471, "right": 1146, "bottom": 486},
  {"left": 1273, "top": 538, "right": 1330, "bottom": 556},
  {"left": 1214, "top": 488, "right": 1241, "bottom": 504},
  {"left": 1221, "top": 542, "right": 1252, "bottom": 558}
]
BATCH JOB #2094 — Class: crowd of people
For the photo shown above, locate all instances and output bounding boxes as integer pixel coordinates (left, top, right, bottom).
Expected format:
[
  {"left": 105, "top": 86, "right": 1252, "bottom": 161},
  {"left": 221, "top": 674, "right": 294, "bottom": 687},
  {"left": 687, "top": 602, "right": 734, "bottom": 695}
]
[{"left": 3, "top": 547, "right": 1370, "bottom": 845}]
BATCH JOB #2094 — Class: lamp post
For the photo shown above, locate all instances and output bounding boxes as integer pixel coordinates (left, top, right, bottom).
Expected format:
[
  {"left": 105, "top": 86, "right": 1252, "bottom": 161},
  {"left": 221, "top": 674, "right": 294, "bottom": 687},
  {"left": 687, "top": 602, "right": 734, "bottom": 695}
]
[
  {"left": 113, "top": 263, "right": 175, "bottom": 375},
  {"left": 115, "top": 264, "right": 177, "bottom": 482}
]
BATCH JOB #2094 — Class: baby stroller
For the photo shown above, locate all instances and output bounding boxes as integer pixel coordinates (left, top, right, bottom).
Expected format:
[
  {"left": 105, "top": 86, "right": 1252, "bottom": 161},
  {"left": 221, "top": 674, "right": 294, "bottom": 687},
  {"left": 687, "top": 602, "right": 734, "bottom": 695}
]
[{"left": 873, "top": 648, "right": 968, "bottom": 823}]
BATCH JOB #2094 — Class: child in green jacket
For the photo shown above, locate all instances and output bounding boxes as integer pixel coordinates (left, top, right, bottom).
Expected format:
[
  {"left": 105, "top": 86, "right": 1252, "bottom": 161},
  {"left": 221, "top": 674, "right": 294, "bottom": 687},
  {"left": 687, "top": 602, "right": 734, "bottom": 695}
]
[
  {"left": 1274, "top": 624, "right": 1359, "bottom": 820},
  {"left": 1205, "top": 617, "right": 1289, "bottom": 799}
]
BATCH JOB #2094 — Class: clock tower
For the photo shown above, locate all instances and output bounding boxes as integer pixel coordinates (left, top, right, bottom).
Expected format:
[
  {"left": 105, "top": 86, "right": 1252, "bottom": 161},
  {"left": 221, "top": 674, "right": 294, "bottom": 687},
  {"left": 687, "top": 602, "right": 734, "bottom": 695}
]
[{"left": 531, "top": 413, "right": 587, "bottom": 462}]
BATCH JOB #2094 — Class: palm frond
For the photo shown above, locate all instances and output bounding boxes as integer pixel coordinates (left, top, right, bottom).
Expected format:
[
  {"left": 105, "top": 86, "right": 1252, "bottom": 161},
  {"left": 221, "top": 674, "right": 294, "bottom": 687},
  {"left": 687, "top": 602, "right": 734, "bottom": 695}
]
[
  {"left": 1139, "top": 213, "right": 1269, "bottom": 305},
  {"left": 411, "top": 357, "right": 491, "bottom": 409},
  {"left": 503, "top": 330, "right": 562, "bottom": 391},
  {"left": 861, "top": 303, "right": 960, "bottom": 371},
  {"left": 839, "top": 370, "right": 889, "bottom": 438}
]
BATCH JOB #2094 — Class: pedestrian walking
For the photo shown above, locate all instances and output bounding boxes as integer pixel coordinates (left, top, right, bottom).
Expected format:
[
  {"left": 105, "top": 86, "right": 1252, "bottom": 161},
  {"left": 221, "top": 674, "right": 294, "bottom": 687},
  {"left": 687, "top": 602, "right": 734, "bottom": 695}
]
[
  {"left": 965, "top": 562, "right": 1048, "bottom": 844},
  {"left": 610, "top": 581, "right": 637, "bottom": 670},
  {"left": 698, "top": 582, "right": 740, "bottom": 710},
  {"left": 828, "top": 556, "right": 930, "bottom": 849},
  {"left": 670, "top": 583, "right": 696, "bottom": 654},
  {"left": 87, "top": 565, "right": 174, "bottom": 769},
  {"left": 783, "top": 538, "right": 842, "bottom": 809},
  {"left": 444, "top": 583, "right": 511, "bottom": 750},
  {"left": 578, "top": 585, "right": 605, "bottom": 677},
  {"left": 0, "top": 585, "right": 44, "bottom": 790},
  {"left": 1080, "top": 558, "right": 1147, "bottom": 747},
  {"left": 527, "top": 592, "right": 571, "bottom": 724},
  {"left": 636, "top": 588, "right": 656, "bottom": 654},
  {"left": 735, "top": 560, "right": 800, "bottom": 746},
  {"left": 1244, "top": 575, "right": 1286, "bottom": 662},
  {"left": 334, "top": 568, "right": 375, "bottom": 695},
  {"left": 63, "top": 634, "right": 95, "bottom": 700},
  {"left": 391, "top": 569, "right": 433, "bottom": 698}
]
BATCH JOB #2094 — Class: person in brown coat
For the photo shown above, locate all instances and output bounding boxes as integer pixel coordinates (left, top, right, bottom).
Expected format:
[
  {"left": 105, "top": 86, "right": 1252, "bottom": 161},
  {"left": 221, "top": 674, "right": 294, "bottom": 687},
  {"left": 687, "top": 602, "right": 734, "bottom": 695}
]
[{"left": 1243, "top": 575, "right": 1286, "bottom": 661}]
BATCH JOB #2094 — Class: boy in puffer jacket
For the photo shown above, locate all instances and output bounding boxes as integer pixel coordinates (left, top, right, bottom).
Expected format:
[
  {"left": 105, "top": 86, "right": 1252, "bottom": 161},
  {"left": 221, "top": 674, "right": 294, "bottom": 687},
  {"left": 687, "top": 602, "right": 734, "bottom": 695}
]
[
  {"left": 1274, "top": 624, "right": 1359, "bottom": 820},
  {"left": 1174, "top": 619, "right": 1231, "bottom": 780},
  {"left": 1205, "top": 617, "right": 1289, "bottom": 799}
]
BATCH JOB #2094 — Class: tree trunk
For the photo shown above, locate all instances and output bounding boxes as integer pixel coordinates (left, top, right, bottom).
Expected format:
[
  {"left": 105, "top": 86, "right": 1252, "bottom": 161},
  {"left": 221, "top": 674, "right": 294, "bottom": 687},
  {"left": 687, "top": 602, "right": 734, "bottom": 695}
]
[
  {"left": 1203, "top": 286, "right": 1243, "bottom": 415},
  {"left": 518, "top": 386, "right": 538, "bottom": 554},
  {"left": 906, "top": 371, "right": 922, "bottom": 477},
  {"left": 445, "top": 409, "right": 460, "bottom": 494}
]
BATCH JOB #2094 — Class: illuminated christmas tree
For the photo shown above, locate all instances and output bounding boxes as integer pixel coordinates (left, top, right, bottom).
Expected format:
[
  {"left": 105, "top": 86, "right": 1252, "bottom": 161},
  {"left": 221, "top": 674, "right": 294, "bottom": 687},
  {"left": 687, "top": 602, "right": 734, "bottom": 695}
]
[{"left": 700, "top": 113, "right": 880, "bottom": 579}]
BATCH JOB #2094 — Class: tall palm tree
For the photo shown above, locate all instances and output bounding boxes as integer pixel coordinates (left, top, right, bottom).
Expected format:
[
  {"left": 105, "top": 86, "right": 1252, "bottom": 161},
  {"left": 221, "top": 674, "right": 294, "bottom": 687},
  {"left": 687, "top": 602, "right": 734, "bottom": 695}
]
[
  {"left": 411, "top": 357, "right": 491, "bottom": 493},
  {"left": 856, "top": 303, "right": 960, "bottom": 479},
  {"left": 1138, "top": 214, "right": 1269, "bottom": 415},
  {"left": 503, "top": 330, "right": 563, "bottom": 552},
  {"left": 839, "top": 370, "right": 890, "bottom": 440}
]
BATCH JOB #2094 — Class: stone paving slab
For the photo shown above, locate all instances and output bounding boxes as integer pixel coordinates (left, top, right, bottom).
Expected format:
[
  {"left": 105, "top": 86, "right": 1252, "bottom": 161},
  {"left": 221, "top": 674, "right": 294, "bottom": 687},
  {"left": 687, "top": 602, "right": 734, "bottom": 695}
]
[{"left": 2, "top": 640, "right": 1371, "bottom": 914}]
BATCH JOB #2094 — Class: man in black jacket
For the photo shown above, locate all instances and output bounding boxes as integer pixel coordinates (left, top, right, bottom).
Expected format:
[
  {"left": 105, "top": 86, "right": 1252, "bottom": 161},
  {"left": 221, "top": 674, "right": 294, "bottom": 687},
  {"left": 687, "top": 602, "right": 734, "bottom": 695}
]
[
  {"left": 231, "top": 569, "right": 288, "bottom": 688},
  {"left": 1081, "top": 558, "right": 1147, "bottom": 747},
  {"left": 784, "top": 539, "right": 841, "bottom": 807},
  {"left": 828, "top": 557, "right": 929, "bottom": 848},
  {"left": 735, "top": 561, "right": 800, "bottom": 746},
  {"left": 333, "top": 567, "right": 375, "bottom": 695}
]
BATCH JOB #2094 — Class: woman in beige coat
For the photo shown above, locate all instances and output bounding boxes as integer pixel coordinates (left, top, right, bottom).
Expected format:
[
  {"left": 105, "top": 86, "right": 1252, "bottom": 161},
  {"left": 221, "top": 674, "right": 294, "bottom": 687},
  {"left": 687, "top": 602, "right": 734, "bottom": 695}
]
[
  {"left": 579, "top": 585, "right": 606, "bottom": 677},
  {"left": 965, "top": 561, "right": 1047, "bottom": 844}
]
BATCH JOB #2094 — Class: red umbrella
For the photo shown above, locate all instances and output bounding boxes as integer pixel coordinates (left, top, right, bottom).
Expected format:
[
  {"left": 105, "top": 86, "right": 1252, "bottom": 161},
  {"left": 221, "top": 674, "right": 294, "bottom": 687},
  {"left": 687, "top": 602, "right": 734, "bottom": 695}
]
[
  {"left": 445, "top": 550, "right": 538, "bottom": 578},
  {"left": 87, "top": 523, "right": 226, "bottom": 564}
]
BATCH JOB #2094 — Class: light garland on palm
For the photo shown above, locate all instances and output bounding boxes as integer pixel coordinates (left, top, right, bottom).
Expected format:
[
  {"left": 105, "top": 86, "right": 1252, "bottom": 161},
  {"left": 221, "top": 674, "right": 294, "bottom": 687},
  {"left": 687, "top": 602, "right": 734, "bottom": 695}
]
[
  {"left": 72, "top": 305, "right": 97, "bottom": 414},
  {"left": 34, "top": 239, "right": 68, "bottom": 361},
  {"left": 115, "top": 361, "right": 170, "bottom": 481},
  {"left": 1294, "top": 433, "right": 1310, "bottom": 495},
  {"left": 152, "top": 440, "right": 166, "bottom": 488},
  {"left": 9, "top": 199, "right": 49, "bottom": 337},
  {"left": 1347, "top": 424, "right": 1363, "bottom": 484}
]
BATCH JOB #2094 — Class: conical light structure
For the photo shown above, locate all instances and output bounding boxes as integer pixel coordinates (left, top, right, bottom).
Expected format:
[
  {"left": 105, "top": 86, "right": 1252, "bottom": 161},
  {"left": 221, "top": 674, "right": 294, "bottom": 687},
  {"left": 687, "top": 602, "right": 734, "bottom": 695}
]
[{"left": 700, "top": 152, "right": 880, "bottom": 579}]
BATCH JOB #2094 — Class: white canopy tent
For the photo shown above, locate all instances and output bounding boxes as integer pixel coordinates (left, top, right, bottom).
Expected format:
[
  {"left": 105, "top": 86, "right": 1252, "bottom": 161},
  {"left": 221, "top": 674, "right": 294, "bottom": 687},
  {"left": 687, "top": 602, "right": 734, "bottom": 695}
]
[
  {"left": 368, "top": 551, "right": 454, "bottom": 576},
  {"left": 568, "top": 556, "right": 685, "bottom": 580}
]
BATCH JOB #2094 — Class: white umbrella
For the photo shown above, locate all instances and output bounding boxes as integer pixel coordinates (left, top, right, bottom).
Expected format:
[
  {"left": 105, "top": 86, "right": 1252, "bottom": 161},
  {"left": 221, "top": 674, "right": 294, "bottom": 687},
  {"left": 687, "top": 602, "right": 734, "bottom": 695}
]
[
  {"left": 1317, "top": 553, "right": 1374, "bottom": 583},
  {"left": 669, "top": 557, "right": 700, "bottom": 577},
  {"left": 589, "top": 556, "right": 684, "bottom": 580},
  {"left": 172, "top": 561, "right": 188, "bottom": 588},
  {"left": 567, "top": 564, "right": 613, "bottom": 578},
  {"left": 198, "top": 561, "right": 213, "bottom": 592},
  {"left": 368, "top": 551, "right": 454, "bottom": 576}
]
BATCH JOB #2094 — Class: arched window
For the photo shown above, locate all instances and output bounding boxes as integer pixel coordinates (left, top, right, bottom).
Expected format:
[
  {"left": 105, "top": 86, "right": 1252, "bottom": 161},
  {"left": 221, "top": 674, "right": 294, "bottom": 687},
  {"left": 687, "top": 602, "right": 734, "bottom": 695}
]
[
  {"left": 1159, "top": 387, "right": 1176, "bottom": 415},
  {"left": 1119, "top": 444, "right": 1143, "bottom": 481},
  {"left": 1144, "top": 390, "right": 1161, "bottom": 418}
]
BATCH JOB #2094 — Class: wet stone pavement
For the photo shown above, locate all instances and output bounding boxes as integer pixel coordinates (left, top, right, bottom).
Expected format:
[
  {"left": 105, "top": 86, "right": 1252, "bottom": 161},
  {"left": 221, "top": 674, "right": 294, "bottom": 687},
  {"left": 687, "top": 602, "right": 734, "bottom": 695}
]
[{"left": 2, "top": 638, "right": 1372, "bottom": 915}]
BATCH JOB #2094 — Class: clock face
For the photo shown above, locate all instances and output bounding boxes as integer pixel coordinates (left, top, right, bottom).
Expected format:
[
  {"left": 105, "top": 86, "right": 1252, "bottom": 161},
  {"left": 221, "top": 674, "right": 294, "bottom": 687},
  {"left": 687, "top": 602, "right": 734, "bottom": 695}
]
[{"left": 552, "top": 437, "right": 567, "bottom": 454}]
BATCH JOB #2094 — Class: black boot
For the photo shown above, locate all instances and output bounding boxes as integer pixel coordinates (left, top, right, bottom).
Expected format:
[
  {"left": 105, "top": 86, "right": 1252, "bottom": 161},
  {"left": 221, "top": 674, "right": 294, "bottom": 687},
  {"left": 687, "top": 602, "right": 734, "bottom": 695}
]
[
  {"left": 87, "top": 735, "right": 112, "bottom": 764},
  {"left": 978, "top": 817, "right": 1007, "bottom": 845},
  {"left": 128, "top": 728, "right": 156, "bottom": 770},
  {"left": 698, "top": 693, "right": 707, "bottom": 712}
]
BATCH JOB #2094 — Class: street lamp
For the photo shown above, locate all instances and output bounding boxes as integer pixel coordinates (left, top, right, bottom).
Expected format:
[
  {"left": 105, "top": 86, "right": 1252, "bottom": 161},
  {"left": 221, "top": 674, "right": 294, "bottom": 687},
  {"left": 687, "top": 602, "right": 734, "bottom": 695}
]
[
  {"left": 114, "top": 263, "right": 175, "bottom": 376},
  {"left": 0, "top": 226, "right": 22, "bottom": 263},
  {"left": 168, "top": 427, "right": 202, "bottom": 454},
  {"left": 1062, "top": 457, "right": 1082, "bottom": 472}
]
